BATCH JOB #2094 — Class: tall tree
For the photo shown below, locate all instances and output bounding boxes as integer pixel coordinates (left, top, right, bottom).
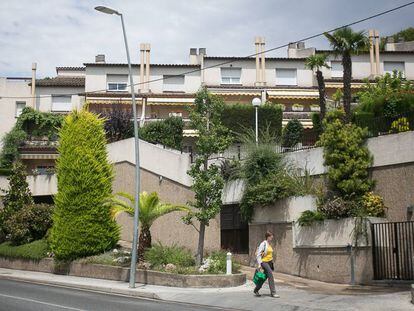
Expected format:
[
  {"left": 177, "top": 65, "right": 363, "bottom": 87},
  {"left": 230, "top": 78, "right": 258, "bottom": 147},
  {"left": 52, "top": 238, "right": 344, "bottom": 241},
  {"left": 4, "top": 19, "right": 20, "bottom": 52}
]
[
  {"left": 108, "top": 191, "right": 189, "bottom": 262},
  {"left": 183, "top": 88, "right": 232, "bottom": 265},
  {"left": 305, "top": 54, "right": 330, "bottom": 120},
  {"left": 50, "top": 110, "right": 119, "bottom": 261},
  {"left": 325, "top": 27, "right": 368, "bottom": 122}
]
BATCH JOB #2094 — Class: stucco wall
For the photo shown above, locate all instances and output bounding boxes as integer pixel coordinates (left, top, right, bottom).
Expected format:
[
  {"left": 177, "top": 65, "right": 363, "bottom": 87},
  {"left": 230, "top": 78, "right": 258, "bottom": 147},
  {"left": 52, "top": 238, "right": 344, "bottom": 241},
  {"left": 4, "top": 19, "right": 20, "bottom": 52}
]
[{"left": 112, "top": 161, "right": 220, "bottom": 253}]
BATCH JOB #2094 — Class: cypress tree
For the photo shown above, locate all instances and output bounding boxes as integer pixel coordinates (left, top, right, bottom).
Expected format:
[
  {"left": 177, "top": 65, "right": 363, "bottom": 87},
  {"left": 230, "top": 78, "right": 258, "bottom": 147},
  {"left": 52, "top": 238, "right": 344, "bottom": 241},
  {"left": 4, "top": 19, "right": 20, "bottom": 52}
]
[{"left": 50, "top": 110, "right": 119, "bottom": 261}]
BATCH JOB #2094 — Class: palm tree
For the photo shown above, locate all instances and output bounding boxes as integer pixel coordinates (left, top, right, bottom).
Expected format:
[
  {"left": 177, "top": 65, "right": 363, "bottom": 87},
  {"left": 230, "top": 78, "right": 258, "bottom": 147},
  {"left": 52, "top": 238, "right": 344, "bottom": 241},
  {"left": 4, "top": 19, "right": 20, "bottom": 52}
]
[
  {"left": 108, "top": 191, "right": 189, "bottom": 261},
  {"left": 305, "top": 54, "right": 330, "bottom": 120},
  {"left": 324, "top": 27, "right": 368, "bottom": 122}
]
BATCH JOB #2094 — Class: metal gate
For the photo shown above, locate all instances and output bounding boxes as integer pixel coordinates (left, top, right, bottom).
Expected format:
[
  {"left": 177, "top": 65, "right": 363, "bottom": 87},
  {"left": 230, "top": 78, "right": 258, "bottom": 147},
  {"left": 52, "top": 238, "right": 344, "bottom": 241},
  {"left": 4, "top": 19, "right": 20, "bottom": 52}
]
[{"left": 371, "top": 221, "right": 414, "bottom": 280}]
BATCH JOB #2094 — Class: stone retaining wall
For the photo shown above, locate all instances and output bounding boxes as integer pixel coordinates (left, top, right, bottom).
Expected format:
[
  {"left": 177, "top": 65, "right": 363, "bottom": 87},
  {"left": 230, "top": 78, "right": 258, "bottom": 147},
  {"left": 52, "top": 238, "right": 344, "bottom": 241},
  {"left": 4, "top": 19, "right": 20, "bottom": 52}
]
[{"left": 0, "top": 257, "right": 246, "bottom": 288}]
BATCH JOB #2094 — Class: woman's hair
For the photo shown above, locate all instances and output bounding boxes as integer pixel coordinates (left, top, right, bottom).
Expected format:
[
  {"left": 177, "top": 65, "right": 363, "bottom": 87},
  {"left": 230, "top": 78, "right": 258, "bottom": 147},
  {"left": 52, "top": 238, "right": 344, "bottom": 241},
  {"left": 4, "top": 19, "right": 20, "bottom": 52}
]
[{"left": 265, "top": 231, "right": 273, "bottom": 239}]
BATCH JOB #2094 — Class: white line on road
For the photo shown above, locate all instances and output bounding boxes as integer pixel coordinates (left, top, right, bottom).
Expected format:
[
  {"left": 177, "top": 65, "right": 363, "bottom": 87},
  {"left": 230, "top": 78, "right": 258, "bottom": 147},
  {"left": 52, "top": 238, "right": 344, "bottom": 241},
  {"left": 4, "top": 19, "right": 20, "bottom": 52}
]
[{"left": 0, "top": 292, "right": 87, "bottom": 311}]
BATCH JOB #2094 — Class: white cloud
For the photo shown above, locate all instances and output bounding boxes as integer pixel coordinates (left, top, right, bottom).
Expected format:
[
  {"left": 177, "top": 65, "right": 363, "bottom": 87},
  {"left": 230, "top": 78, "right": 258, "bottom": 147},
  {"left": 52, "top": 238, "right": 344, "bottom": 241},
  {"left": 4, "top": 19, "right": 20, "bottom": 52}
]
[{"left": 0, "top": 0, "right": 413, "bottom": 77}]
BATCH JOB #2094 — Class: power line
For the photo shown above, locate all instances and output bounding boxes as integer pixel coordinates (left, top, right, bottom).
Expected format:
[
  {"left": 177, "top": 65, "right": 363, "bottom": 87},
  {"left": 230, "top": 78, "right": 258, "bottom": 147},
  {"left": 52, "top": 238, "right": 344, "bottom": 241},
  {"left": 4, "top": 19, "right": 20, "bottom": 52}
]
[{"left": 1, "top": 0, "right": 414, "bottom": 100}]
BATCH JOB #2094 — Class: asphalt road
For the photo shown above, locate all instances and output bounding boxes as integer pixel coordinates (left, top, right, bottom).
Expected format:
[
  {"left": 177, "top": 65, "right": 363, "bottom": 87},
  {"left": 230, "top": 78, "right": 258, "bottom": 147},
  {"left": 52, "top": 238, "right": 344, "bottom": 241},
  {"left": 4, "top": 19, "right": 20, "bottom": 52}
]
[{"left": 0, "top": 279, "right": 234, "bottom": 311}]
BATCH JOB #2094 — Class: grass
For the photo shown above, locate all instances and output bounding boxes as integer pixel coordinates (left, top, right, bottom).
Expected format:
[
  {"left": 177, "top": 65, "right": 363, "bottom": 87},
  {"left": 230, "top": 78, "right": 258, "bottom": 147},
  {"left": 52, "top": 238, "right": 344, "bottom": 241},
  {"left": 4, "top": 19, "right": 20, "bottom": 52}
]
[{"left": 0, "top": 239, "right": 49, "bottom": 261}]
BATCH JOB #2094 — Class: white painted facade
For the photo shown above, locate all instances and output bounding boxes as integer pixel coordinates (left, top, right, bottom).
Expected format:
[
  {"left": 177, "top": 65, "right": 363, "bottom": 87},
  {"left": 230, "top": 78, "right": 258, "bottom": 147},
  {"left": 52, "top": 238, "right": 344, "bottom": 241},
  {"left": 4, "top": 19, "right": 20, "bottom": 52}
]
[{"left": 0, "top": 77, "right": 31, "bottom": 145}]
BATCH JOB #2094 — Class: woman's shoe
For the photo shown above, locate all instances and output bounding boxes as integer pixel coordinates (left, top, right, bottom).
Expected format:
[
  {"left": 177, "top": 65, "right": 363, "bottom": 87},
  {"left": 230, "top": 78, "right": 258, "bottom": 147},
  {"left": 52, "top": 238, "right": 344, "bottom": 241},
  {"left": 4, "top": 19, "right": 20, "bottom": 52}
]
[
  {"left": 271, "top": 293, "right": 280, "bottom": 298},
  {"left": 254, "top": 289, "right": 261, "bottom": 297}
]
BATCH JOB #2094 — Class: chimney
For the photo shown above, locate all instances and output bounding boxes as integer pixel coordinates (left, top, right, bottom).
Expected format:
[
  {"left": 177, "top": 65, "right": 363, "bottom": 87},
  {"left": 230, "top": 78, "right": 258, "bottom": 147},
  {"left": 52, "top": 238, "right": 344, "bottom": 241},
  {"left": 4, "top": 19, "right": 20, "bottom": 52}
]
[
  {"left": 255, "top": 37, "right": 266, "bottom": 86},
  {"left": 189, "top": 48, "right": 198, "bottom": 65},
  {"left": 288, "top": 41, "right": 315, "bottom": 58},
  {"left": 198, "top": 48, "right": 206, "bottom": 84},
  {"left": 368, "top": 30, "right": 381, "bottom": 77},
  {"left": 95, "top": 54, "right": 105, "bottom": 63},
  {"left": 31, "top": 62, "right": 37, "bottom": 109},
  {"left": 139, "top": 43, "right": 151, "bottom": 93}
]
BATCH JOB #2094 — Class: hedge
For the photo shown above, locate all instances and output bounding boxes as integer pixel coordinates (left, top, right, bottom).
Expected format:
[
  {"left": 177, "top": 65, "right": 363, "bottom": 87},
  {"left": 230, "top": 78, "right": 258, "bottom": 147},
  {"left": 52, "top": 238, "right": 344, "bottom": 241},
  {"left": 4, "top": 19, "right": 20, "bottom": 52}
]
[{"left": 221, "top": 103, "right": 283, "bottom": 137}]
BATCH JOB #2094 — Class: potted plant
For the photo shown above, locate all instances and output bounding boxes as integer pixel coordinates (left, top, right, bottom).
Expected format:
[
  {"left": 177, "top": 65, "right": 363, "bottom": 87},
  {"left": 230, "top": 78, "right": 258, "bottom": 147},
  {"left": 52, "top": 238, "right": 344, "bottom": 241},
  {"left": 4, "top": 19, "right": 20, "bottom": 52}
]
[
  {"left": 310, "top": 104, "right": 320, "bottom": 112},
  {"left": 292, "top": 104, "right": 304, "bottom": 112}
]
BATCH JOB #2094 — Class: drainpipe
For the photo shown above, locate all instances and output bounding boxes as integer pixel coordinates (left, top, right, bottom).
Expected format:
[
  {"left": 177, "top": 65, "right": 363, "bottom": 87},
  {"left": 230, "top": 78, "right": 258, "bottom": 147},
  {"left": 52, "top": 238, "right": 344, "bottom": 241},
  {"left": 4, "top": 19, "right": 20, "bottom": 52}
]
[
  {"left": 374, "top": 30, "right": 381, "bottom": 76},
  {"left": 31, "top": 62, "right": 37, "bottom": 109}
]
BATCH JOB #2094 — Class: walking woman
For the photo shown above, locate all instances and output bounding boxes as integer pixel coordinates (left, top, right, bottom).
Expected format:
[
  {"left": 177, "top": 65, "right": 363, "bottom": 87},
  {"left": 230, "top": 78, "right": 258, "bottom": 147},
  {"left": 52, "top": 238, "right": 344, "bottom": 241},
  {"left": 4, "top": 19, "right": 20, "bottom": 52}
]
[{"left": 254, "top": 231, "right": 279, "bottom": 298}]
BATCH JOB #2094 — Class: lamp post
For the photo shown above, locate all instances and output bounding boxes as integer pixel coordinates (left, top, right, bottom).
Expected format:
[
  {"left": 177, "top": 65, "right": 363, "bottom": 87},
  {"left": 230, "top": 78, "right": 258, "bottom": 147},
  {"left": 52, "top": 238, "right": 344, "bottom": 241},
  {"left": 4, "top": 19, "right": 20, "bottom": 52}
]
[
  {"left": 95, "top": 6, "right": 141, "bottom": 289},
  {"left": 252, "top": 97, "right": 262, "bottom": 146}
]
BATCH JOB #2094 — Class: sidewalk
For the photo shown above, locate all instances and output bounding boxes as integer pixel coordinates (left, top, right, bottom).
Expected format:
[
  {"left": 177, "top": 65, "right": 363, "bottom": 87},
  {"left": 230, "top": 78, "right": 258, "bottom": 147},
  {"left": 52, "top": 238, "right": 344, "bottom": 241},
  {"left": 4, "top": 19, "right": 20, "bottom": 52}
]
[{"left": 0, "top": 268, "right": 412, "bottom": 311}]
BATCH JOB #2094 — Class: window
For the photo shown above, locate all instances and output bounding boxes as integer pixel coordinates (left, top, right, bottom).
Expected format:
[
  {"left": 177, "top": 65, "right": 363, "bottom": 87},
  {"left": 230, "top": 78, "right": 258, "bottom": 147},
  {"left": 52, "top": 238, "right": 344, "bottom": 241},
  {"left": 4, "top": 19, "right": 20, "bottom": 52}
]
[
  {"left": 384, "top": 61, "right": 405, "bottom": 76},
  {"left": 52, "top": 95, "right": 72, "bottom": 112},
  {"left": 221, "top": 67, "right": 241, "bottom": 84},
  {"left": 276, "top": 68, "right": 297, "bottom": 85},
  {"left": 331, "top": 61, "right": 343, "bottom": 78},
  {"left": 107, "top": 74, "right": 128, "bottom": 91},
  {"left": 15, "top": 101, "right": 26, "bottom": 117},
  {"left": 163, "top": 75, "right": 185, "bottom": 92}
]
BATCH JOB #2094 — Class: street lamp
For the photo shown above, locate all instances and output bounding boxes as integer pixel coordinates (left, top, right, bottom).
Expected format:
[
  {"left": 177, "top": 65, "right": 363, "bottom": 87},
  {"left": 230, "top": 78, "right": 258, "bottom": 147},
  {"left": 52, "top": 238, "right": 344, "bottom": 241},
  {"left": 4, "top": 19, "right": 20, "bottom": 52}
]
[
  {"left": 95, "top": 5, "right": 141, "bottom": 289},
  {"left": 252, "top": 97, "right": 262, "bottom": 146}
]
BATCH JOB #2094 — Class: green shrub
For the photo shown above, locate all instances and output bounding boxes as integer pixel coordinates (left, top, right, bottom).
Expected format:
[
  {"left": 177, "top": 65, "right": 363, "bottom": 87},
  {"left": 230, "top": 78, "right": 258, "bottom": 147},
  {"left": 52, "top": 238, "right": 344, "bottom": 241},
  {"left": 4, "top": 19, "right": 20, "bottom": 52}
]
[
  {"left": 102, "top": 109, "right": 134, "bottom": 143},
  {"left": 361, "top": 192, "right": 387, "bottom": 217},
  {"left": 221, "top": 103, "right": 283, "bottom": 137},
  {"left": 297, "top": 210, "right": 326, "bottom": 226},
  {"left": 282, "top": 119, "right": 304, "bottom": 148},
  {"left": 0, "top": 239, "right": 49, "bottom": 261},
  {"left": 318, "top": 110, "right": 373, "bottom": 199},
  {"left": 319, "top": 196, "right": 356, "bottom": 219},
  {"left": 242, "top": 145, "right": 283, "bottom": 185},
  {"left": 1, "top": 161, "right": 33, "bottom": 240},
  {"left": 50, "top": 110, "right": 119, "bottom": 261},
  {"left": 5, "top": 204, "right": 53, "bottom": 246},
  {"left": 311, "top": 113, "right": 322, "bottom": 135},
  {"left": 144, "top": 243, "right": 195, "bottom": 268},
  {"left": 0, "top": 128, "right": 27, "bottom": 168},
  {"left": 0, "top": 168, "right": 12, "bottom": 176},
  {"left": 220, "top": 159, "right": 242, "bottom": 182},
  {"left": 206, "top": 251, "right": 241, "bottom": 274},
  {"left": 139, "top": 116, "right": 184, "bottom": 150}
]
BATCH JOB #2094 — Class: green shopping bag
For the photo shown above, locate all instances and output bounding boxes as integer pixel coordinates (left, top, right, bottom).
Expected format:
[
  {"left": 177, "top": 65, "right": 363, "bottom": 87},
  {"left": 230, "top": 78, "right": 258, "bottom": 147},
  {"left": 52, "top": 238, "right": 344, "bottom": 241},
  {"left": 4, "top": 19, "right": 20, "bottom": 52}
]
[{"left": 253, "top": 269, "right": 267, "bottom": 286}]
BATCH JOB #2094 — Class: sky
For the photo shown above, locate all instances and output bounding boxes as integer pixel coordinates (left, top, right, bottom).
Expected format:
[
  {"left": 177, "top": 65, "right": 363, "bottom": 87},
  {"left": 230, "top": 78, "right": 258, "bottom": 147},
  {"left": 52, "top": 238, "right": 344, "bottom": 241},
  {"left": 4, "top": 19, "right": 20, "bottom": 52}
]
[{"left": 1, "top": 0, "right": 414, "bottom": 77}]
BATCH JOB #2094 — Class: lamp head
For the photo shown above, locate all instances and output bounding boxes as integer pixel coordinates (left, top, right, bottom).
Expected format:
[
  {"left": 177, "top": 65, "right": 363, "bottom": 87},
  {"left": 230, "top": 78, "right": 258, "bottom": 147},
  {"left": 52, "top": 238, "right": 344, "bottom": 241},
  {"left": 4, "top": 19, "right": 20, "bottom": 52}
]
[
  {"left": 252, "top": 97, "right": 262, "bottom": 107},
  {"left": 95, "top": 6, "right": 120, "bottom": 15}
]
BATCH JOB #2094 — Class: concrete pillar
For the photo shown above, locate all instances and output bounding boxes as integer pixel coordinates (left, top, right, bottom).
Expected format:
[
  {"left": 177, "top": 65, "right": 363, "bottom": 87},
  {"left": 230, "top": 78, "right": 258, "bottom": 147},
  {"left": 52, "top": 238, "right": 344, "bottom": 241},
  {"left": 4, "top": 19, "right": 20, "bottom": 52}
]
[{"left": 145, "top": 43, "right": 151, "bottom": 92}]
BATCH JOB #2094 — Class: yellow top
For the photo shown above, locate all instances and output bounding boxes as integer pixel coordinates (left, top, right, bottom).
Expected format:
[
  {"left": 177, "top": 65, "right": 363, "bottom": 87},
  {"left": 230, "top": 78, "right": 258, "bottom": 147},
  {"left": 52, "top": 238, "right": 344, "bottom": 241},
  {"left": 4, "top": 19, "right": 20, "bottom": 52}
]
[{"left": 262, "top": 243, "right": 273, "bottom": 262}]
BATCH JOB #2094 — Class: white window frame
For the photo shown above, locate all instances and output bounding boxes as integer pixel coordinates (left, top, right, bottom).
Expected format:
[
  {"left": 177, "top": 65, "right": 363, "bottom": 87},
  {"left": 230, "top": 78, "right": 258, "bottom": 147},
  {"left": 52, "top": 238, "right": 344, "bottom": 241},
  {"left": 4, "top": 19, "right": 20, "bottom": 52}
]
[
  {"left": 221, "top": 67, "right": 241, "bottom": 84},
  {"left": 275, "top": 68, "right": 297, "bottom": 86},
  {"left": 15, "top": 101, "right": 26, "bottom": 117},
  {"left": 51, "top": 95, "right": 72, "bottom": 112},
  {"left": 331, "top": 61, "right": 343, "bottom": 78},
  {"left": 384, "top": 61, "right": 405, "bottom": 76},
  {"left": 169, "top": 112, "right": 183, "bottom": 117},
  {"left": 107, "top": 82, "right": 128, "bottom": 92}
]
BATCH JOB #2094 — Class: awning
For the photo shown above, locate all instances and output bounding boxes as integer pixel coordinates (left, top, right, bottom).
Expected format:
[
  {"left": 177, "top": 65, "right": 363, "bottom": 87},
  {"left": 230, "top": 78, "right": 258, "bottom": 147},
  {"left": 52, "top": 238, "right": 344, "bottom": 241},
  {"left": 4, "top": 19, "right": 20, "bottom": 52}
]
[
  {"left": 183, "top": 129, "right": 198, "bottom": 137},
  {"left": 267, "top": 89, "right": 319, "bottom": 100},
  {"left": 210, "top": 91, "right": 262, "bottom": 96},
  {"left": 20, "top": 154, "right": 59, "bottom": 160},
  {"left": 147, "top": 98, "right": 194, "bottom": 106},
  {"left": 325, "top": 82, "right": 364, "bottom": 89}
]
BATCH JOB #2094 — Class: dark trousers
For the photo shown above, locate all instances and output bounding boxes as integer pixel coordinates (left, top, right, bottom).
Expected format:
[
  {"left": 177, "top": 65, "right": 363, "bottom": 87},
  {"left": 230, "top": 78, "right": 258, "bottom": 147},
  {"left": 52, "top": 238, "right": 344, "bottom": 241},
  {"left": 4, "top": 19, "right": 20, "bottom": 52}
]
[{"left": 254, "top": 261, "right": 276, "bottom": 294}]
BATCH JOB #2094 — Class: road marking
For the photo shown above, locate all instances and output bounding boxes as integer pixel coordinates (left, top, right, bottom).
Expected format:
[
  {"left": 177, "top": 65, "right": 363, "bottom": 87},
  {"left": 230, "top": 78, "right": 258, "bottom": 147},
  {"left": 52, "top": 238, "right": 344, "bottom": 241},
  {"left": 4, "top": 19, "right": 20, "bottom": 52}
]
[{"left": 0, "top": 292, "right": 86, "bottom": 311}]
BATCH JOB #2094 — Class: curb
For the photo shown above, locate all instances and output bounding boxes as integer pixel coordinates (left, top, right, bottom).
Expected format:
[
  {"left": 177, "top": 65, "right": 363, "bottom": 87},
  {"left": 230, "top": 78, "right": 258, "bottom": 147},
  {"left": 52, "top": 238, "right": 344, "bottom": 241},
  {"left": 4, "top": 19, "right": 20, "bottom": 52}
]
[{"left": 0, "top": 274, "right": 160, "bottom": 300}]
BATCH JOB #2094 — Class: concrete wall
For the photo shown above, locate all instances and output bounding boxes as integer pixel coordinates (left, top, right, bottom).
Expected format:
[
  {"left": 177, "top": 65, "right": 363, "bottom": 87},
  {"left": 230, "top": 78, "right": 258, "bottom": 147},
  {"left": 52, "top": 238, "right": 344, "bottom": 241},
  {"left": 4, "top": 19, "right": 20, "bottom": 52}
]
[
  {"left": 112, "top": 161, "right": 220, "bottom": 253},
  {"left": 0, "top": 174, "right": 57, "bottom": 197},
  {"left": 249, "top": 222, "right": 374, "bottom": 284},
  {"left": 107, "top": 138, "right": 192, "bottom": 187},
  {"left": 35, "top": 86, "right": 84, "bottom": 112}
]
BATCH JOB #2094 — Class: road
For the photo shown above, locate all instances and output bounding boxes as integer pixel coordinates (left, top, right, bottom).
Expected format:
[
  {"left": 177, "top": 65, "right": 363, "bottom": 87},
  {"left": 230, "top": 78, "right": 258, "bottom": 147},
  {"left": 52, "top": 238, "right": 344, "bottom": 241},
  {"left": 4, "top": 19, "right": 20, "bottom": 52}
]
[{"left": 0, "top": 279, "right": 234, "bottom": 311}]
